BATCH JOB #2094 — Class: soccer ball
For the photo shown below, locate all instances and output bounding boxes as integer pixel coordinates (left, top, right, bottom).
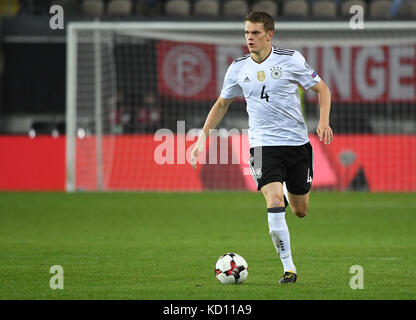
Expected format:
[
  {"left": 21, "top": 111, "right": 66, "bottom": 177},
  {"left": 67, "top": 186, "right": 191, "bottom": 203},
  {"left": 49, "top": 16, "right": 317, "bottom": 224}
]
[{"left": 215, "top": 253, "right": 248, "bottom": 284}]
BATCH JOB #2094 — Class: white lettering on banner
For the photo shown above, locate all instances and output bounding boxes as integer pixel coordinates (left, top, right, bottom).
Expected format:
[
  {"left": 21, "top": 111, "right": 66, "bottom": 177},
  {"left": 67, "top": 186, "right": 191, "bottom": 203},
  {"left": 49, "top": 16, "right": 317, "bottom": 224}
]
[
  {"left": 323, "top": 47, "right": 351, "bottom": 100},
  {"left": 390, "top": 46, "right": 414, "bottom": 100},
  {"left": 159, "top": 41, "right": 415, "bottom": 102},
  {"left": 163, "top": 45, "right": 211, "bottom": 96},
  {"left": 216, "top": 46, "right": 244, "bottom": 96},
  {"left": 355, "top": 47, "right": 385, "bottom": 100}
]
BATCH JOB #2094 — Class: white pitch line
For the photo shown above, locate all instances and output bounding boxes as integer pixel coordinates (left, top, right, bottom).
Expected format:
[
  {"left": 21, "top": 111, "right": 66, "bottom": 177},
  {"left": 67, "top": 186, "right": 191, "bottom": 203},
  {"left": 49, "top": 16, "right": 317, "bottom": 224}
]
[{"left": 301, "top": 256, "right": 399, "bottom": 261}]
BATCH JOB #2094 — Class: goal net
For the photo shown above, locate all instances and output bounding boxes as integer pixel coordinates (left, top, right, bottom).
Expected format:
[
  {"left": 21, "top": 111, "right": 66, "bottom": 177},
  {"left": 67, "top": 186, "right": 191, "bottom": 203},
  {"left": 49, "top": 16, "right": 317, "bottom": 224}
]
[{"left": 66, "top": 21, "right": 416, "bottom": 192}]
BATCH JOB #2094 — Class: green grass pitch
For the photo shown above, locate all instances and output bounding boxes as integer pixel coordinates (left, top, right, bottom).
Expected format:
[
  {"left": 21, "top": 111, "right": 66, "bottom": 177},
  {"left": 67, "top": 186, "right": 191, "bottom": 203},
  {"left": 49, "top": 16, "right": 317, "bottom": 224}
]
[{"left": 0, "top": 191, "right": 415, "bottom": 300}]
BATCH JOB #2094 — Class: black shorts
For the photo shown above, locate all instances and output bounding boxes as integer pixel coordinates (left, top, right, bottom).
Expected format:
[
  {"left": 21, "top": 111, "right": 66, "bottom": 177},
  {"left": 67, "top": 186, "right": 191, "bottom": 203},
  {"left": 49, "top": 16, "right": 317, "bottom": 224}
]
[{"left": 249, "top": 142, "right": 314, "bottom": 195}]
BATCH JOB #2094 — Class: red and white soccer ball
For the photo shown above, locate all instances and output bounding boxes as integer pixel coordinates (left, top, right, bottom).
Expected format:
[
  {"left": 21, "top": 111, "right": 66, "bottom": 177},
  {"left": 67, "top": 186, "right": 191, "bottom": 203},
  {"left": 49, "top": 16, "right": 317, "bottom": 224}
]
[{"left": 215, "top": 253, "right": 248, "bottom": 284}]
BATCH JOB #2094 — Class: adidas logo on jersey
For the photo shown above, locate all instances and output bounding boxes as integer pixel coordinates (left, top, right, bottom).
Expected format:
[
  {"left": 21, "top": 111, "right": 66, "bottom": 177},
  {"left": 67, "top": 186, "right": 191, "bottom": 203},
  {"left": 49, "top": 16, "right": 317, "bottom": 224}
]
[{"left": 244, "top": 76, "right": 250, "bottom": 82}]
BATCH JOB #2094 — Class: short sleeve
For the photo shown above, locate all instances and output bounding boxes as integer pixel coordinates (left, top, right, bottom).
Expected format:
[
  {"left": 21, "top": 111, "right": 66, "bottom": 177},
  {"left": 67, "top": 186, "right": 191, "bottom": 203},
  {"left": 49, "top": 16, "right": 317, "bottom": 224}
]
[
  {"left": 290, "top": 51, "right": 321, "bottom": 90},
  {"left": 220, "top": 62, "right": 242, "bottom": 99}
]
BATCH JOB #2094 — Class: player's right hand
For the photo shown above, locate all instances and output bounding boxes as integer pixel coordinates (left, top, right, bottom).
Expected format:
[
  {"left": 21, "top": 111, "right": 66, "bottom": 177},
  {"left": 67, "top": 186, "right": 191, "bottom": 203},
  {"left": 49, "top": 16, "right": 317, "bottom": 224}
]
[
  {"left": 316, "top": 122, "right": 333, "bottom": 145},
  {"left": 190, "top": 144, "right": 202, "bottom": 169}
]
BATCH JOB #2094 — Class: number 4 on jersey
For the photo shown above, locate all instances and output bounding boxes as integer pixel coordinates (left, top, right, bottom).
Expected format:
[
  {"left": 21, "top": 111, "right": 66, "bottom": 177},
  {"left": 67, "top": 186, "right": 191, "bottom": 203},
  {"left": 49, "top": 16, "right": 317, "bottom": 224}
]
[{"left": 261, "top": 85, "right": 269, "bottom": 102}]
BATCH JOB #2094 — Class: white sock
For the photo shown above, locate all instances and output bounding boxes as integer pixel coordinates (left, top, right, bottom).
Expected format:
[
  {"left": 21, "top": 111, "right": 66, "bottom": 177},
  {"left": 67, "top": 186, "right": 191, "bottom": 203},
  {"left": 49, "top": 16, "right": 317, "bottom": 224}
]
[{"left": 268, "top": 207, "right": 296, "bottom": 273}]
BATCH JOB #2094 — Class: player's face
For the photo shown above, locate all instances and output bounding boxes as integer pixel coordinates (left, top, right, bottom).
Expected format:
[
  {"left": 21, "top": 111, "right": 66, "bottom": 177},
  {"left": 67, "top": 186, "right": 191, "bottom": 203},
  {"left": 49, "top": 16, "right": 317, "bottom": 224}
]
[{"left": 245, "top": 22, "right": 273, "bottom": 54}]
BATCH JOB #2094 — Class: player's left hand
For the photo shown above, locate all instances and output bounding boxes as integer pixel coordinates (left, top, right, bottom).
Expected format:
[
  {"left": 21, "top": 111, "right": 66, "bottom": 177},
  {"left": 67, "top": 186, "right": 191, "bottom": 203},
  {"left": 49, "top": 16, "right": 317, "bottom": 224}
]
[{"left": 316, "top": 123, "right": 333, "bottom": 144}]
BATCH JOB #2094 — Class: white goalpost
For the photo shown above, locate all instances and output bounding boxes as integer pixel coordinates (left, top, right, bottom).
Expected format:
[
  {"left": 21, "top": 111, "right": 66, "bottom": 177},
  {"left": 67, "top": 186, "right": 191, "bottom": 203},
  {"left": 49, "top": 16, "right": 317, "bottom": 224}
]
[{"left": 66, "top": 21, "right": 416, "bottom": 192}]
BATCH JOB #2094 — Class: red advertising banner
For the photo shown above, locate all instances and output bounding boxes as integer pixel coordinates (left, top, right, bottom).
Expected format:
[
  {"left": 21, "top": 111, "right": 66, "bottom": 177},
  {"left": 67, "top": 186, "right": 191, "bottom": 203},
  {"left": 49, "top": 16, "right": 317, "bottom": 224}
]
[
  {"left": 156, "top": 40, "right": 218, "bottom": 100},
  {"left": 0, "top": 136, "right": 65, "bottom": 190},
  {"left": 1, "top": 135, "right": 415, "bottom": 192},
  {"left": 323, "top": 134, "right": 416, "bottom": 191},
  {"left": 156, "top": 41, "right": 416, "bottom": 103},
  {"left": 302, "top": 45, "right": 416, "bottom": 103}
]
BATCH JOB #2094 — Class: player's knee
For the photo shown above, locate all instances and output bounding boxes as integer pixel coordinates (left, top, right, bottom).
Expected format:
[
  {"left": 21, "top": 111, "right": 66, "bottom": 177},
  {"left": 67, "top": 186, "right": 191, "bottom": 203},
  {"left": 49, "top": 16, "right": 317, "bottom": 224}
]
[
  {"left": 266, "top": 195, "right": 285, "bottom": 208},
  {"left": 293, "top": 207, "right": 308, "bottom": 218}
]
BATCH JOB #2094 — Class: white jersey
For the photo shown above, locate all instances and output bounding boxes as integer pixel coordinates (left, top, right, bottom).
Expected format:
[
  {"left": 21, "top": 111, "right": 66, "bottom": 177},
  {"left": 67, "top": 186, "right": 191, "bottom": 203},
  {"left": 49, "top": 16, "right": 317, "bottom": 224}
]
[{"left": 220, "top": 47, "right": 321, "bottom": 147}]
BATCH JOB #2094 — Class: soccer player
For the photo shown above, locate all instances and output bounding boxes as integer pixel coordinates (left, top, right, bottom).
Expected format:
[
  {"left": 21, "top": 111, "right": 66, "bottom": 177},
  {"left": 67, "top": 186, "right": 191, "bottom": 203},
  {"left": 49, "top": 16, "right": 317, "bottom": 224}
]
[{"left": 190, "top": 12, "right": 333, "bottom": 284}]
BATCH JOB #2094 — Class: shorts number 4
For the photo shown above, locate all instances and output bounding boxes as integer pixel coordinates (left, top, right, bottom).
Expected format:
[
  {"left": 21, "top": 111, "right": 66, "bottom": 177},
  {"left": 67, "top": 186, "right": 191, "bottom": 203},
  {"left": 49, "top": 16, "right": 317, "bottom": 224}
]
[{"left": 306, "top": 168, "right": 313, "bottom": 184}]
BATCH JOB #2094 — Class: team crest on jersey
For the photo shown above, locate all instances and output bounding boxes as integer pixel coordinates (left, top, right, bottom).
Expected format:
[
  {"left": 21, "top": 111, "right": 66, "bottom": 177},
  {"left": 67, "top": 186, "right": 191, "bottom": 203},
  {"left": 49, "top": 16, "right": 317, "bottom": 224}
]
[
  {"left": 257, "top": 71, "right": 266, "bottom": 82},
  {"left": 271, "top": 68, "right": 282, "bottom": 79}
]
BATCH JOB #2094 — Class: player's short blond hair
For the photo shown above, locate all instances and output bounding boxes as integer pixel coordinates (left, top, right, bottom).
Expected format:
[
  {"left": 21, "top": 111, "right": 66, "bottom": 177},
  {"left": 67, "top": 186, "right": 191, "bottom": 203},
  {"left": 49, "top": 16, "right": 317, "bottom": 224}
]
[{"left": 244, "top": 12, "right": 275, "bottom": 33}]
